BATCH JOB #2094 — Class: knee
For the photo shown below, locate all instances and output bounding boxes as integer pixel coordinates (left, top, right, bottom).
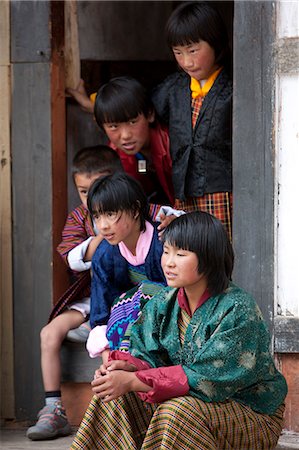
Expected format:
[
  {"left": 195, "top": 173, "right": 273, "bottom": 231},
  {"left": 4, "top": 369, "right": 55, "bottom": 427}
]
[
  {"left": 155, "top": 397, "right": 209, "bottom": 427},
  {"left": 157, "top": 397, "right": 189, "bottom": 414},
  {"left": 40, "top": 323, "right": 61, "bottom": 350}
]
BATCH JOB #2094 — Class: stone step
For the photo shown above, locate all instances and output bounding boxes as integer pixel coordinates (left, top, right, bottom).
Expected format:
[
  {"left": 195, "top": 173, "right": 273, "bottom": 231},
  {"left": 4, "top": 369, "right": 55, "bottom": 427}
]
[{"left": 276, "top": 432, "right": 299, "bottom": 449}]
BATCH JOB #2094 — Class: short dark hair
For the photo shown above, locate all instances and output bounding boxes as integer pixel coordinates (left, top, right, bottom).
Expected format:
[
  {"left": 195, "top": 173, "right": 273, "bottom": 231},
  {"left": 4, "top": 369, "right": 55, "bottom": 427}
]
[
  {"left": 87, "top": 172, "right": 149, "bottom": 232},
  {"left": 166, "top": 1, "right": 230, "bottom": 68},
  {"left": 72, "top": 145, "right": 123, "bottom": 180},
  {"left": 94, "top": 76, "right": 153, "bottom": 128},
  {"left": 161, "top": 211, "right": 234, "bottom": 296}
]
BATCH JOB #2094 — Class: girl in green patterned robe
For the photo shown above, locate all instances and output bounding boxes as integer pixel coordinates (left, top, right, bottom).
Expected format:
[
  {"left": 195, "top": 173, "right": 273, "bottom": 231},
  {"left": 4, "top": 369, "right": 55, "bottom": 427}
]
[{"left": 72, "top": 211, "right": 287, "bottom": 450}]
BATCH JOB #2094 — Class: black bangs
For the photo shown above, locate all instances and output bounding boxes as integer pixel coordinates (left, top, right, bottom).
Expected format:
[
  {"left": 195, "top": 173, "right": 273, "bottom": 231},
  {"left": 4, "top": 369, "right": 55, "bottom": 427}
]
[
  {"left": 161, "top": 217, "right": 194, "bottom": 252},
  {"left": 87, "top": 172, "right": 149, "bottom": 232},
  {"left": 161, "top": 212, "right": 210, "bottom": 254},
  {"left": 166, "top": 2, "right": 231, "bottom": 68},
  {"left": 161, "top": 212, "right": 234, "bottom": 296},
  {"left": 94, "top": 76, "right": 152, "bottom": 127},
  {"left": 166, "top": 14, "right": 206, "bottom": 49}
]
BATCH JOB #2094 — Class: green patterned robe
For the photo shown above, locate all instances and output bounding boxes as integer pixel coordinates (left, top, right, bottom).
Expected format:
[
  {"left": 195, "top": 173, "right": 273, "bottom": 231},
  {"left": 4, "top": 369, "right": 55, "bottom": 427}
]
[{"left": 129, "top": 284, "right": 287, "bottom": 415}]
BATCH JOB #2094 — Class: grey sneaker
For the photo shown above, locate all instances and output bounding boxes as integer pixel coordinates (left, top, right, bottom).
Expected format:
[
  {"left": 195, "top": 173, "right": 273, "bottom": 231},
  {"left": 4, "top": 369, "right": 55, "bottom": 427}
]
[
  {"left": 26, "top": 403, "right": 72, "bottom": 440},
  {"left": 66, "top": 320, "right": 91, "bottom": 343}
]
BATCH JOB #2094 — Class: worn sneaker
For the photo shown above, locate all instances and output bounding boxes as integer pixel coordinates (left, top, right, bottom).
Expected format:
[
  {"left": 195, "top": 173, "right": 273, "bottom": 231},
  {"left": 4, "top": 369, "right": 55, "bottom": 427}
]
[
  {"left": 66, "top": 320, "right": 91, "bottom": 343},
  {"left": 26, "top": 403, "right": 72, "bottom": 440}
]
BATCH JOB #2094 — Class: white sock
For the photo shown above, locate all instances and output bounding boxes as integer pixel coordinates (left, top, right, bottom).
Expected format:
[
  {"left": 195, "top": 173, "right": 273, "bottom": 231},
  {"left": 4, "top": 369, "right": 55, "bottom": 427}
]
[{"left": 45, "top": 397, "right": 62, "bottom": 407}]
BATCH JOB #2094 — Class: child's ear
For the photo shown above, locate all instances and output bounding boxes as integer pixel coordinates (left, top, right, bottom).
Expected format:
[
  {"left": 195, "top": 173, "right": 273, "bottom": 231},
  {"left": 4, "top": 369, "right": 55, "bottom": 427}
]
[{"left": 147, "top": 109, "right": 155, "bottom": 124}]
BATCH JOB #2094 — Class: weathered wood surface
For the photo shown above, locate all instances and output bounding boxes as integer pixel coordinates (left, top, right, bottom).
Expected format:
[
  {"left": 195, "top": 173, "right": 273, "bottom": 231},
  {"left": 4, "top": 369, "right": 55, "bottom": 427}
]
[
  {"left": 0, "top": 0, "right": 10, "bottom": 65},
  {"left": 10, "top": 1, "right": 50, "bottom": 63},
  {"left": 274, "top": 317, "right": 299, "bottom": 353},
  {"left": 65, "top": 0, "right": 80, "bottom": 90},
  {"left": 61, "top": 341, "right": 99, "bottom": 383},
  {"left": 77, "top": 1, "right": 173, "bottom": 61},
  {"left": 11, "top": 62, "right": 52, "bottom": 421},
  {"left": 0, "top": 0, "right": 15, "bottom": 417},
  {"left": 51, "top": 1, "right": 69, "bottom": 304},
  {"left": 66, "top": 103, "right": 107, "bottom": 211},
  {"left": 233, "top": 2, "right": 275, "bottom": 329}
]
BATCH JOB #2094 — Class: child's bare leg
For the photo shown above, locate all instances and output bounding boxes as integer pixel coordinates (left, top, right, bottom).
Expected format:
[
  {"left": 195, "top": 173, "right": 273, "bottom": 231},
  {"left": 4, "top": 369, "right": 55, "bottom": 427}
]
[
  {"left": 40, "top": 310, "right": 84, "bottom": 391},
  {"left": 27, "top": 310, "right": 84, "bottom": 440}
]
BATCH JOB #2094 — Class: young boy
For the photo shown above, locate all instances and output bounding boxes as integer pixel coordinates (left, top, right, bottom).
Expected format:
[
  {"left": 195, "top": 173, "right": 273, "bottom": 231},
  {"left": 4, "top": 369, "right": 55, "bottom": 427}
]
[
  {"left": 27, "top": 145, "right": 123, "bottom": 441},
  {"left": 67, "top": 76, "right": 174, "bottom": 205}
]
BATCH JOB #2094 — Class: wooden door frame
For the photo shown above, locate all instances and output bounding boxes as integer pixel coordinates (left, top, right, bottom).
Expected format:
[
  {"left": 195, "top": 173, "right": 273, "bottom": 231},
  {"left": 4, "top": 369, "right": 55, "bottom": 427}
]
[
  {"left": 233, "top": 1, "right": 276, "bottom": 330},
  {"left": 10, "top": 0, "right": 68, "bottom": 421}
]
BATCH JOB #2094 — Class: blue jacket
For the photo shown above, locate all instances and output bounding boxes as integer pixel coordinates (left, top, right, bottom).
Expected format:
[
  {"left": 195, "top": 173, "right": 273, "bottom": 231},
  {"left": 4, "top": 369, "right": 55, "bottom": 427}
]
[{"left": 90, "top": 225, "right": 166, "bottom": 328}]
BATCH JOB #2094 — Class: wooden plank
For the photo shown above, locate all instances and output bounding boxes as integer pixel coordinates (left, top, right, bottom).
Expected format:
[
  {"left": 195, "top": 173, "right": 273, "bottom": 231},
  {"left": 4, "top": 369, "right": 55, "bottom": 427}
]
[
  {"left": 66, "top": 103, "right": 107, "bottom": 211},
  {"left": 0, "top": 1, "right": 10, "bottom": 64},
  {"left": 50, "top": 1, "right": 69, "bottom": 303},
  {"left": 233, "top": 2, "right": 276, "bottom": 329},
  {"left": 11, "top": 63, "right": 53, "bottom": 421},
  {"left": 77, "top": 1, "right": 173, "bottom": 61},
  {"left": 274, "top": 317, "right": 299, "bottom": 353},
  {"left": 61, "top": 342, "right": 100, "bottom": 383},
  {"left": 0, "top": 65, "right": 15, "bottom": 419},
  {"left": 64, "top": 0, "right": 80, "bottom": 90},
  {"left": 10, "top": 1, "right": 50, "bottom": 63}
]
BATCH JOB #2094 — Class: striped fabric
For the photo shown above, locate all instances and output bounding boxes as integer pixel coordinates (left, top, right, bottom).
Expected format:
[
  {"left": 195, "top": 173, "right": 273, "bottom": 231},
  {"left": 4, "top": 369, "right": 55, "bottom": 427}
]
[
  {"left": 148, "top": 203, "right": 163, "bottom": 221},
  {"left": 71, "top": 392, "right": 284, "bottom": 450},
  {"left": 50, "top": 204, "right": 95, "bottom": 321},
  {"left": 175, "top": 192, "right": 232, "bottom": 240},
  {"left": 56, "top": 204, "right": 95, "bottom": 265},
  {"left": 178, "top": 309, "right": 191, "bottom": 346},
  {"left": 71, "top": 300, "right": 284, "bottom": 450},
  {"left": 191, "top": 96, "right": 203, "bottom": 128}
]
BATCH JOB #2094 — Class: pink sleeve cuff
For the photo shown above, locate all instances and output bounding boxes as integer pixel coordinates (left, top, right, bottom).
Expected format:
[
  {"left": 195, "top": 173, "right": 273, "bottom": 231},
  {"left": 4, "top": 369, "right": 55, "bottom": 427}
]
[
  {"left": 109, "top": 350, "right": 152, "bottom": 371},
  {"left": 86, "top": 325, "right": 108, "bottom": 358},
  {"left": 135, "top": 365, "right": 189, "bottom": 403}
]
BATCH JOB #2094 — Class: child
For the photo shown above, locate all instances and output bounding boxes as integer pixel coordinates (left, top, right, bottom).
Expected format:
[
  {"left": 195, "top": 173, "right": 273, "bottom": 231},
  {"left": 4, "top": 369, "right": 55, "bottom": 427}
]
[
  {"left": 94, "top": 76, "right": 174, "bottom": 205},
  {"left": 72, "top": 212, "right": 287, "bottom": 450},
  {"left": 152, "top": 2, "right": 233, "bottom": 239},
  {"left": 85, "top": 172, "right": 168, "bottom": 363},
  {"left": 27, "top": 145, "right": 122, "bottom": 441},
  {"left": 68, "top": 76, "right": 174, "bottom": 205}
]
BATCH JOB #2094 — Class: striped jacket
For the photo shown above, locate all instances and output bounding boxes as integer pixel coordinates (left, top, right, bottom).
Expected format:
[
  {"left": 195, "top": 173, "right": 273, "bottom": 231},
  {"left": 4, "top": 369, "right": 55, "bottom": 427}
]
[{"left": 49, "top": 204, "right": 95, "bottom": 321}]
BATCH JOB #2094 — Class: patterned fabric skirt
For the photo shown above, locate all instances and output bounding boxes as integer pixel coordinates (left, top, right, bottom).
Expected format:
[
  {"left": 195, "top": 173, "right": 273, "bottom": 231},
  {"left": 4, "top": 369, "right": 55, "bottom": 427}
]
[
  {"left": 175, "top": 192, "right": 232, "bottom": 241},
  {"left": 106, "top": 281, "right": 165, "bottom": 351},
  {"left": 71, "top": 393, "right": 284, "bottom": 450}
]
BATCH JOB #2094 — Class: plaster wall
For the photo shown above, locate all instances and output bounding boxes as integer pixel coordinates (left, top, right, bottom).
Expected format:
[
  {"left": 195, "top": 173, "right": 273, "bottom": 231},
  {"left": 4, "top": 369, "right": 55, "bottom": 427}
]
[{"left": 275, "top": 1, "right": 299, "bottom": 317}]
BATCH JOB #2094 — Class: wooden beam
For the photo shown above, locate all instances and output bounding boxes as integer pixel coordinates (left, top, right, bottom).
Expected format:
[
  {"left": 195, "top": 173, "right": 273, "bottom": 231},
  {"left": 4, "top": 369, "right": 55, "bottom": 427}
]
[
  {"left": 64, "top": 0, "right": 80, "bottom": 90},
  {"left": 11, "top": 1, "right": 53, "bottom": 420},
  {"left": 0, "top": 0, "right": 9, "bottom": 65},
  {"left": 51, "top": 1, "right": 69, "bottom": 303},
  {"left": 233, "top": 2, "right": 276, "bottom": 329},
  {"left": 0, "top": 0, "right": 15, "bottom": 419}
]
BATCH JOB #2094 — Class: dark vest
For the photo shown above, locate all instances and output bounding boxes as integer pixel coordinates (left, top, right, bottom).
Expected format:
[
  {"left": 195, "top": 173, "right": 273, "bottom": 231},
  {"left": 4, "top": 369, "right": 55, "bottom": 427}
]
[{"left": 152, "top": 70, "right": 232, "bottom": 200}]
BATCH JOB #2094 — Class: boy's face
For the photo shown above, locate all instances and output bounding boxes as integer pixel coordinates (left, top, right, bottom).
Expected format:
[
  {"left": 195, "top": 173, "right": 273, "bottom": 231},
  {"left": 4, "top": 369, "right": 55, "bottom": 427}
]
[
  {"left": 74, "top": 172, "right": 109, "bottom": 207},
  {"left": 172, "top": 40, "right": 217, "bottom": 81},
  {"left": 102, "top": 113, "right": 155, "bottom": 156}
]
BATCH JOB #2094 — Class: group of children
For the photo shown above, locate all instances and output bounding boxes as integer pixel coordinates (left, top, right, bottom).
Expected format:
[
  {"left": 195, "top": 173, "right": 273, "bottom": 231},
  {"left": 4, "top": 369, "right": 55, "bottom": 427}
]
[{"left": 27, "top": 2, "right": 287, "bottom": 449}]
